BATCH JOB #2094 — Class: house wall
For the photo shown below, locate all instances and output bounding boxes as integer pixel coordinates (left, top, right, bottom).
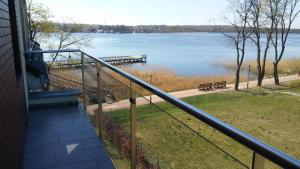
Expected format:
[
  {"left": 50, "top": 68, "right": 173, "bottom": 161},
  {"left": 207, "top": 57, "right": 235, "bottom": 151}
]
[{"left": 0, "top": 0, "right": 28, "bottom": 168}]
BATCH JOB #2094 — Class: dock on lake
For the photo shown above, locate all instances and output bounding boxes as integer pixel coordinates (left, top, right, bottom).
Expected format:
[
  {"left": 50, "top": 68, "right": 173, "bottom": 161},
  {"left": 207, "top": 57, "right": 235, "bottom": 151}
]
[
  {"left": 46, "top": 55, "right": 147, "bottom": 69},
  {"left": 100, "top": 55, "right": 147, "bottom": 65}
]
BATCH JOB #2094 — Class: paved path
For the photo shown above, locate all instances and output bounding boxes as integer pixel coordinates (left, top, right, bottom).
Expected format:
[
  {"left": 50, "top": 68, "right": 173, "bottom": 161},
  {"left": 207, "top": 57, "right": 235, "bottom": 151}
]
[
  {"left": 280, "top": 91, "right": 300, "bottom": 97},
  {"left": 24, "top": 104, "right": 115, "bottom": 169},
  {"left": 87, "top": 75, "right": 300, "bottom": 113}
]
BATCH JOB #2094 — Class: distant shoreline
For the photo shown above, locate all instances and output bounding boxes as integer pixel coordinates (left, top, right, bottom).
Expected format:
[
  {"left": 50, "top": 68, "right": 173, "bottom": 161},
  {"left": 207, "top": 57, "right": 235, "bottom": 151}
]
[
  {"left": 54, "top": 23, "right": 300, "bottom": 33},
  {"left": 76, "top": 32, "right": 300, "bottom": 34}
]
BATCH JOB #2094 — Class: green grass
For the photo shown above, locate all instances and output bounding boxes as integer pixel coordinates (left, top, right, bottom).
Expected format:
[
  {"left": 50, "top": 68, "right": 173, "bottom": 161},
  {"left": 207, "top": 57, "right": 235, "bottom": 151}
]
[
  {"left": 288, "top": 80, "right": 300, "bottom": 93},
  {"left": 272, "top": 80, "right": 300, "bottom": 94},
  {"left": 289, "top": 80, "right": 300, "bottom": 88},
  {"left": 97, "top": 83, "right": 300, "bottom": 169},
  {"left": 247, "top": 86, "right": 267, "bottom": 96}
]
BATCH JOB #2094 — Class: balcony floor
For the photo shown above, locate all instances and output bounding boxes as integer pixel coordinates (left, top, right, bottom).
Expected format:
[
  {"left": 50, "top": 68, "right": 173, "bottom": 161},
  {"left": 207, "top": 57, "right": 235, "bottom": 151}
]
[{"left": 23, "top": 104, "right": 115, "bottom": 169}]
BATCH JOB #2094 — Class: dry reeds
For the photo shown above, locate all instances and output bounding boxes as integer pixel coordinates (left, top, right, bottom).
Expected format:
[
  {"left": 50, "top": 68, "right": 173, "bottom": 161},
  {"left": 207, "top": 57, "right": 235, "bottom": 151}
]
[
  {"left": 221, "top": 57, "right": 300, "bottom": 76},
  {"left": 122, "top": 67, "right": 237, "bottom": 92},
  {"left": 50, "top": 66, "right": 237, "bottom": 97}
]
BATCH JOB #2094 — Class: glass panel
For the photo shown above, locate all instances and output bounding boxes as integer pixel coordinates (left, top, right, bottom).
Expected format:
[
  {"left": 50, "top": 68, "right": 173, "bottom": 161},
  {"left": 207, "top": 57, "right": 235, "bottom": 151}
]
[
  {"left": 163, "top": 95, "right": 254, "bottom": 168},
  {"left": 25, "top": 51, "right": 82, "bottom": 92},
  {"left": 104, "top": 77, "right": 250, "bottom": 168},
  {"left": 86, "top": 63, "right": 132, "bottom": 169},
  {"left": 139, "top": 95, "right": 250, "bottom": 168},
  {"left": 264, "top": 158, "right": 283, "bottom": 169},
  {"left": 82, "top": 56, "right": 98, "bottom": 106},
  {"left": 81, "top": 58, "right": 295, "bottom": 169}
]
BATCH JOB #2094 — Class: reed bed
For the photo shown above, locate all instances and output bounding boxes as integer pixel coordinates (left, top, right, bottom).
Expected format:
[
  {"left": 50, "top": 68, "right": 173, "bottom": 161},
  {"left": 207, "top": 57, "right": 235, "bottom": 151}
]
[
  {"left": 221, "top": 57, "right": 300, "bottom": 76},
  {"left": 118, "top": 67, "right": 238, "bottom": 92},
  {"left": 50, "top": 67, "right": 239, "bottom": 97},
  {"left": 50, "top": 69, "right": 81, "bottom": 80}
]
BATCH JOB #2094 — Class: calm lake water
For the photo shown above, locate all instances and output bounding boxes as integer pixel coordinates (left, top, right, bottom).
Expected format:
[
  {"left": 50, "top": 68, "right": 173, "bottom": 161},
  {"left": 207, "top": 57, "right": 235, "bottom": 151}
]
[{"left": 76, "top": 33, "right": 300, "bottom": 76}]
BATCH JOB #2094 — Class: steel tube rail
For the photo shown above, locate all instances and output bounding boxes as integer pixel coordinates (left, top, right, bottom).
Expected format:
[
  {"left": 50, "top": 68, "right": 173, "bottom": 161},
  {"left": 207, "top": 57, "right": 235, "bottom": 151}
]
[
  {"left": 25, "top": 49, "right": 300, "bottom": 169},
  {"left": 24, "top": 49, "right": 81, "bottom": 54}
]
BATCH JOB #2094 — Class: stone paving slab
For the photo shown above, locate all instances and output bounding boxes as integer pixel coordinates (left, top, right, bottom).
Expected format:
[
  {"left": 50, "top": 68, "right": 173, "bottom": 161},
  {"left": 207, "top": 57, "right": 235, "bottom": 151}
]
[{"left": 23, "top": 104, "right": 115, "bottom": 169}]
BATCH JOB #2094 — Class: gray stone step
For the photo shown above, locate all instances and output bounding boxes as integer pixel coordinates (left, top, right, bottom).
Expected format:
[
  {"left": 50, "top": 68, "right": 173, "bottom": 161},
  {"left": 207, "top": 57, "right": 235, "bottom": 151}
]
[{"left": 29, "top": 90, "right": 81, "bottom": 110}]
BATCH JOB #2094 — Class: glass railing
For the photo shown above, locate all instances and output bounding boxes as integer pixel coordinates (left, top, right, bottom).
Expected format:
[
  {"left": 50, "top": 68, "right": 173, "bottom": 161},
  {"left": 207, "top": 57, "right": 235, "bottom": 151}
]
[
  {"left": 25, "top": 48, "right": 84, "bottom": 93},
  {"left": 24, "top": 49, "right": 300, "bottom": 169}
]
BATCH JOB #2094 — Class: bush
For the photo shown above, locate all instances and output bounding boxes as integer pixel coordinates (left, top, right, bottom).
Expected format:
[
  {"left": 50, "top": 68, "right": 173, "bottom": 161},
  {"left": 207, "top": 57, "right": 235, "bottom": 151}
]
[{"left": 93, "top": 109, "right": 161, "bottom": 169}]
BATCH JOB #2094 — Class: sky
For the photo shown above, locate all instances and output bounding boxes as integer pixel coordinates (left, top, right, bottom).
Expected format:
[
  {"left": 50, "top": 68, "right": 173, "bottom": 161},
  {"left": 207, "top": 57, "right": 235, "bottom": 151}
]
[{"left": 37, "top": 0, "right": 300, "bottom": 28}]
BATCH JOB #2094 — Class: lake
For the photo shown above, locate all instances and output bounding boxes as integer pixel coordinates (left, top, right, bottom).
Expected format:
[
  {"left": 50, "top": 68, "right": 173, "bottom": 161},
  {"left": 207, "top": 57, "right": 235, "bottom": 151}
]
[{"left": 64, "top": 33, "right": 300, "bottom": 76}]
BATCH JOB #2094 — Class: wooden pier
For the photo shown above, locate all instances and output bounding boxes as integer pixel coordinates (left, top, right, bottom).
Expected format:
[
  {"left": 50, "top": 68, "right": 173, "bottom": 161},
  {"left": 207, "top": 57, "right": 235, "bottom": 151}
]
[
  {"left": 46, "top": 55, "right": 147, "bottom": 69},
  {"left": 100, "top": 55, "right": 147, "bottom": 65}
]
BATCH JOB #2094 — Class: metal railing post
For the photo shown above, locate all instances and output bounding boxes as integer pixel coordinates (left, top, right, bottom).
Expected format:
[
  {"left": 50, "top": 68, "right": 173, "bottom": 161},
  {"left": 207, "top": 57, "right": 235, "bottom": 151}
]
[
  {"left": 130, "top": 81, "right": 137, "bottom": 169},
  {"left": 252, "top": 152, "right": 265, "bottom": 169},
  {"left": 247, "top": 65, "right": 251, "bottom": 90},
  {"left": 81, "top": 52, "right": 87, "bottom": 111},
  {"left": 149, "top": 74, "right": 152, "bottom": 104},
  {"left": 96, "top": 62, "right": 103, "bottom": 136}
]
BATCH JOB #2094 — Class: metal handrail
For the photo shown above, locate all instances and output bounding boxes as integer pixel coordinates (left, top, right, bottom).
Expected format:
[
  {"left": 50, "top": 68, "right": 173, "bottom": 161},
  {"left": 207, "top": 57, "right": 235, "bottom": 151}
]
[{"left": 24, "top": 49, "right": 300, "bottom": 169}]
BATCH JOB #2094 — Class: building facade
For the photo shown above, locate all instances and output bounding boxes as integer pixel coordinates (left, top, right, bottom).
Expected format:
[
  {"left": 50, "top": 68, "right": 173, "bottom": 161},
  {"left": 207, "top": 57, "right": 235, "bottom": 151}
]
[{"left": 0, "top": 0, "right": 28, "bottom": 168}]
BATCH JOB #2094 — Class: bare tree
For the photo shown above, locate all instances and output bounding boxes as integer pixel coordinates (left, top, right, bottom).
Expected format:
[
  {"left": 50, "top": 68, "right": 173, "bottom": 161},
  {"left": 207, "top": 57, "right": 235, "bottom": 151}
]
[
  {"left": 271, "top": 0, "right": 300, "bottom": 85},
  {"left": 26, "top": 0, "right": 54, "bottom": 41},
  {"left": 223, "top": 0, "right": 253, "bottom": 90},
  {"left": 47, "top": 23, "right": 91, "bottom": 68},
  {"left": 248, "top": 0, "right": 278, "bottom": 86},
  {"left": 27, "top": 0, "right": 91, "bottom": 65}
]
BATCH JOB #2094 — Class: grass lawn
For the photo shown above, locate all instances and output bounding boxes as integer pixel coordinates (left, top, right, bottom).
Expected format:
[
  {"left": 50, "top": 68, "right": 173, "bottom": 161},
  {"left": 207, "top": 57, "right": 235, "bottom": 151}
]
[
  {"left": 264, "top": 80, "right": 300, "bottom": 94},
  {"left": 284, "top": 80, "right": 300, "bottom": 93},
  {"left": 98, "top": 81, "right": 300, "bottom": 169}
]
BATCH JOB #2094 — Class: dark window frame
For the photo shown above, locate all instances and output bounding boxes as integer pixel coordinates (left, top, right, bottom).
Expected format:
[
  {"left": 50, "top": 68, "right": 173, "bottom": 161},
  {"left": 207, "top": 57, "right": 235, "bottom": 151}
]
[{"left": 8, "top": 0, "right": 22, "bottom": 78}]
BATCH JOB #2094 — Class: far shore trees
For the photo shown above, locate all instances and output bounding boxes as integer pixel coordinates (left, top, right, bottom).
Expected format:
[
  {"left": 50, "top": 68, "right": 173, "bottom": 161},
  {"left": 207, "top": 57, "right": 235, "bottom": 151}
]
[
  {"left": 271, "top": 0, "right": 300, "bottom": 85},
  {"left": 223, "top": 0, "right": 253, "bottom": 90}
]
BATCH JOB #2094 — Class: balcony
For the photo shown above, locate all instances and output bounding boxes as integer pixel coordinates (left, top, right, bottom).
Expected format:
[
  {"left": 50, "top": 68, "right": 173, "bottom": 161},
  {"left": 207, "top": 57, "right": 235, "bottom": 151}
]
[
  {"left": 23, "top": 49, "right": 300, "bottom": 169},
  {"left": 23, "top": 104, "right": 115, "bottom": 169}
]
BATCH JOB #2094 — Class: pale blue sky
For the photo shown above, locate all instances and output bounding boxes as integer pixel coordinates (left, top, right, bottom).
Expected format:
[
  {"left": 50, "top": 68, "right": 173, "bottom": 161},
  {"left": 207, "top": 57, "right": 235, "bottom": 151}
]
[{"left": 38, "top": 0, "right": 300, "bottom": 27}]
